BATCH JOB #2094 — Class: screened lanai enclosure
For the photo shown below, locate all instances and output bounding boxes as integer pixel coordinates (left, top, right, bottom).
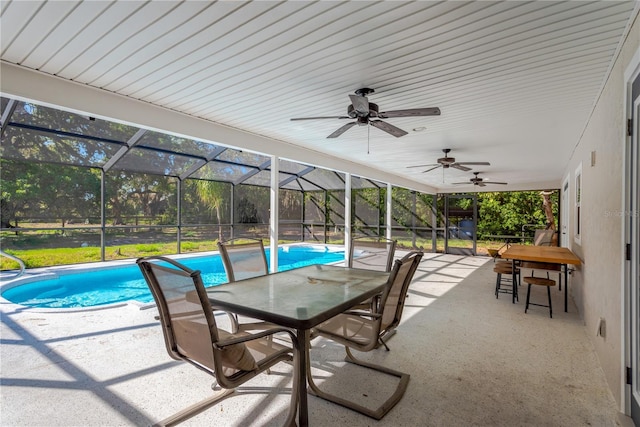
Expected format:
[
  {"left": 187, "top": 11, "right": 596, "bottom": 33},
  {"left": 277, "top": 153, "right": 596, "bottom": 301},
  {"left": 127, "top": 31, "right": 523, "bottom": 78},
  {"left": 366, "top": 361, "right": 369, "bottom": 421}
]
[{"left": 1, "top": 97, "right": 446, "bottom": 267}]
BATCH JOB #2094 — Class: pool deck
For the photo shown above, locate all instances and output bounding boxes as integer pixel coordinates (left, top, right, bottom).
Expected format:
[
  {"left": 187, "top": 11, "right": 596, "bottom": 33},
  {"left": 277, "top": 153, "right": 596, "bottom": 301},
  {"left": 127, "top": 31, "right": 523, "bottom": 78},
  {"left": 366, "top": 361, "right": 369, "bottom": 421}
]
[{"left": 0, "top": 252, "right": 631, "bottom": 426}]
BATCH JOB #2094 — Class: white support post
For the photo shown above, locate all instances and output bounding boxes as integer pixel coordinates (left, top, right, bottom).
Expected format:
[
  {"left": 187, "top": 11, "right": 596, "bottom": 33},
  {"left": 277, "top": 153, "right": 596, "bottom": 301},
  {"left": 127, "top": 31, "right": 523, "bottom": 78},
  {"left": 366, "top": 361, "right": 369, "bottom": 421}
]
[
  {"left": 386, "top": 183, "right": 393, "bottom": 241},
  {"left": 270, "top": 156, "right": 279, "bottom": 273},
  {"left": 345, "top": 173, "right": 352, "bottom": 264}
]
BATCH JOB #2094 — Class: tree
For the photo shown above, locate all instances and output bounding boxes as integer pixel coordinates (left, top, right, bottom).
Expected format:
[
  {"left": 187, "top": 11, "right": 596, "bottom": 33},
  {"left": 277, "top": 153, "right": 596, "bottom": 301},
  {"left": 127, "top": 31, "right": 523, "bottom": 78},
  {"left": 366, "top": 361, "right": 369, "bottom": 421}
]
[
  {"left": 475, "top": 190, "right": 558, "bottom": 238},
  {"left": 1, "top": 159, "right": 35, "bottom": 228},
  {"left": 104, "top": 170, "right": 177, "bottom": 226},
  {"left": 235, "top": 184, "right": 267, "bottom": 224},
  {"left": 279, "top": 189, "right": 302, "bottom": 221},
  {"left": 194, "top": 179, "right": 229, "bottom": 241},
  {"left": 0, "top": 159, "right": 100, "bottom": 230}
]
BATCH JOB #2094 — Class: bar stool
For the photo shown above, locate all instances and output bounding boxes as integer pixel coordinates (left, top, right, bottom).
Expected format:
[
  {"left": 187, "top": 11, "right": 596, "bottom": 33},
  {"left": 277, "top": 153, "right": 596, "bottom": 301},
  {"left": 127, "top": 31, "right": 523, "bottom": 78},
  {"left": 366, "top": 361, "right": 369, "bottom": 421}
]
[
  {"left": 523, "top": 275, "right": 556, "bottom": 318},
  {"left": 524, "top": 261, "right": 562, "bottom": 291},
  {"left": 494, "top": 261, "right": 519, "bottom": 300}
]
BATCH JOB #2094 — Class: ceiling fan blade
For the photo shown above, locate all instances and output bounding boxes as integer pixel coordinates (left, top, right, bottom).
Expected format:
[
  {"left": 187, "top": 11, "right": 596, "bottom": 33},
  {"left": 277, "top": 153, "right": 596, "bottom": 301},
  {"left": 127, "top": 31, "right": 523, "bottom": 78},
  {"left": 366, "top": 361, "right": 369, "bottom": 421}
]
[
  {"left": 421, "top": 165, "right": 442, "bottom": 173},
  {"left": 369, "top": 120, "right": 408, "bottom": 137},
  {"left": 378, "top": 107, "right": 441, "bottom": 118},
  {"left": 451, "top": 164, "right": 472, "bottom": 172},
  {"left": 478, "top": 182, "right": 487, "bottom": 187},
  {"left": 291, "top": 116, "right": 349, "bottom": 121},
  {"left": 484, "top": 181, "right": 508, "bottom": 185},
  {"left": 406, "top": 163, "right": 438, "bottom": 169},
  {"left": 349, "top": 94, "right": 370, "bottom": 116},
  {"left": 327, "top": 122, "right": 357, "bottom": 138},
  {"left": 456, "top": 161, "right": 491, "bottom": 166}
]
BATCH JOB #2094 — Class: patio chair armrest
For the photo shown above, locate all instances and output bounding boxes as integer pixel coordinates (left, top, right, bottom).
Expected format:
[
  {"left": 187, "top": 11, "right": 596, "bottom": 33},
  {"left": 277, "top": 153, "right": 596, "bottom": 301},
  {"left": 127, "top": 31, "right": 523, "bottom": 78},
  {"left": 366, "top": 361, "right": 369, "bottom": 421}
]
[
  {"left": 343, "top": 310, "right": 382, "bottom": 319},
  {"left": 215, "top": 327, "right": 299, "bottom": 350}
]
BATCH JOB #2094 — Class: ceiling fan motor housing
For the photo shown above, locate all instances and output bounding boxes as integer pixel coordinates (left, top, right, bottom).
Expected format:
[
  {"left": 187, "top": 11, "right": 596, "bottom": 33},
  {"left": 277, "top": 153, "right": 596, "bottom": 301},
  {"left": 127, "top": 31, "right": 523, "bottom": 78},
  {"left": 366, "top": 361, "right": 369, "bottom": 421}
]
[
  {"left": 348, "top": 102, "right": 378, "bottom": 119},
  {"left": 437, "top": 156, "right": 455, "bottom": 167}
]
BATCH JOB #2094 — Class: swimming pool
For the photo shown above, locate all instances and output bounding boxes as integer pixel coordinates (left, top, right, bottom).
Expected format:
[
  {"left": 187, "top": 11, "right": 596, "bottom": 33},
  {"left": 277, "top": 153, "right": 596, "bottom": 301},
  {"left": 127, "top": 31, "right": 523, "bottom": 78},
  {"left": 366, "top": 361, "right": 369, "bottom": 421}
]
[{"left": 1, "top": 245, "right": 345, "bottom": 309}]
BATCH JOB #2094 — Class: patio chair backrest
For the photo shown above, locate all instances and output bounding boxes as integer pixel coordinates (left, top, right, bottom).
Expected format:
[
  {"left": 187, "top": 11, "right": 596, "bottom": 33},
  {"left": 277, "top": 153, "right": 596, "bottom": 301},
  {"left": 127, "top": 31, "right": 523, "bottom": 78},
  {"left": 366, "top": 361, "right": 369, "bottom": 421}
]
[
  {"left": 533, "top": 229, "right": 555, "bottom": 246},
  {"left": 349, "top": 236, "right": 397, "bottom": 272},
  {"left": 217, "top": 238, "right": 269, "bottom": 282},
  {"left": 379, "top": 250, "right": 423, "bottom": 333}
]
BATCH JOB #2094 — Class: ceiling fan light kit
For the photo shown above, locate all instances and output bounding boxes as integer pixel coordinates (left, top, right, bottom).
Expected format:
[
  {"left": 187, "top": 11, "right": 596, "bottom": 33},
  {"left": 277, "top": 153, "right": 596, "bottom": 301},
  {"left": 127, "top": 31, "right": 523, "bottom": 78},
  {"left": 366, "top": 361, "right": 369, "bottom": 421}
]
[{"left": 290, "top": 88, "right": 441, "bottom": 138}]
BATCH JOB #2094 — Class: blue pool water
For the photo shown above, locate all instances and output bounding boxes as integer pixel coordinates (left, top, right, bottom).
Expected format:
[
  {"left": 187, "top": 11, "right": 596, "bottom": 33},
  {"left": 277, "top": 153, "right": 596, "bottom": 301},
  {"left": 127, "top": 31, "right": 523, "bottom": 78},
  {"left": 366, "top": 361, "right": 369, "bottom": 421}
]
[{"left": 1, "top": 245, "right": 344, "bottom": 309}]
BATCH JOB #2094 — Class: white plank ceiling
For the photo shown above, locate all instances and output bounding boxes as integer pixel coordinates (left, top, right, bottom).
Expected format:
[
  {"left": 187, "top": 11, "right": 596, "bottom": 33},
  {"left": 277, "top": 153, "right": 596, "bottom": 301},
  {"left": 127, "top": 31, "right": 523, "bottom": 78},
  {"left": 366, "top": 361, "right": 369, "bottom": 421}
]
[{"left": 1, "top": 0, "right": 638, "bottom": 192}]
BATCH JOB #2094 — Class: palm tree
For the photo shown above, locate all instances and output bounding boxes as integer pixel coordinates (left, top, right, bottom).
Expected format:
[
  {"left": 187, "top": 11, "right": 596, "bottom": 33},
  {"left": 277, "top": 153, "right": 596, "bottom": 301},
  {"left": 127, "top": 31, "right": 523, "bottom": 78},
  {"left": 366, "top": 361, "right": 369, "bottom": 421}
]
[{"left": 195, "top": 179, "right": 227, "bottom": 241}]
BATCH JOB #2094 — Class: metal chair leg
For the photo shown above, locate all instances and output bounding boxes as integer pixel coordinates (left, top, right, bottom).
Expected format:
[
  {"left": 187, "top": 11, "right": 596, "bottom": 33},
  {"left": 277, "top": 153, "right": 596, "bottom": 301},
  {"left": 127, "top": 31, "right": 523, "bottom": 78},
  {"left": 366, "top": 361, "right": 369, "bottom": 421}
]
[{"left": 306, "top": 346, "right": 410, "bottom": 420}]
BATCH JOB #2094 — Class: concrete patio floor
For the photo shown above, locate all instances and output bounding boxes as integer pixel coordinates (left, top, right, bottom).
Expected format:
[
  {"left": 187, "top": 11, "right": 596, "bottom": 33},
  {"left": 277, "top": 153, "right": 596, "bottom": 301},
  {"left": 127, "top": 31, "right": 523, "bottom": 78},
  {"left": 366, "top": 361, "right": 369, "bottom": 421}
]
[{"left": 0, "top": 253, "right": 629, "bottom": 426}]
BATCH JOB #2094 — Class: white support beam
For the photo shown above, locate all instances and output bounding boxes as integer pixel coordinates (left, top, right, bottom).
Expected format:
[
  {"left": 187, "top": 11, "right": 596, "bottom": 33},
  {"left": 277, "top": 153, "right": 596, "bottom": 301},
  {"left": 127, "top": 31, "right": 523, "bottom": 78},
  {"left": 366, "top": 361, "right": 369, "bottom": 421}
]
[
  {"left": 387, "top": 183, "right": 393, "bottom": 240},
  {"left": 270, "top": 156, "right": 279, "bottom": 273},
  {"left": 344, "top": 173, "right": 352, "bottom": 265}
]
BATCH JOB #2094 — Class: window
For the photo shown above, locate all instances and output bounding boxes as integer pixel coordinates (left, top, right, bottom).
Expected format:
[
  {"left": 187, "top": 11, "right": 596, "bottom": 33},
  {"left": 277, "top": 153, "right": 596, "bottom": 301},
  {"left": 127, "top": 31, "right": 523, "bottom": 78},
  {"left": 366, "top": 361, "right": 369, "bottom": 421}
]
[{"left": 574, "top": 163, "right": 582, "bottom": 244}]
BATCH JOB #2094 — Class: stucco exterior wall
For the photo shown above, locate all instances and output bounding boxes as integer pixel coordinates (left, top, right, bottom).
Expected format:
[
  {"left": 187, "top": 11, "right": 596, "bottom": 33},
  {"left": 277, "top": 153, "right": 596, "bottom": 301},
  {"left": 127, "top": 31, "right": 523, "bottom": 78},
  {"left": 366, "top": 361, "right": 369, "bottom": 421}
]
[{"left": 564, "top": 13, "right": 639, "bottom": 409}]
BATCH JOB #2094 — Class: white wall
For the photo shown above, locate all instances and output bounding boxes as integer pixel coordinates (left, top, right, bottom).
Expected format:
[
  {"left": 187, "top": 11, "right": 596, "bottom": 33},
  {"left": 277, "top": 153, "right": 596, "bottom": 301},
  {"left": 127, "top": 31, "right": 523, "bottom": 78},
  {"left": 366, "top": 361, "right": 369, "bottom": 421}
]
[{"left": 564, "top": 13, "right": 639, "bottom": 409}]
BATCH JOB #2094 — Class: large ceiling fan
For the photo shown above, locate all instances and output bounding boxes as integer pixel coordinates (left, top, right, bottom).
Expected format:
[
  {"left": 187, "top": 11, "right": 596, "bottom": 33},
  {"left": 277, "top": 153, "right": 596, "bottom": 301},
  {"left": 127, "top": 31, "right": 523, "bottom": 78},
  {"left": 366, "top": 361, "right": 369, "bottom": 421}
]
[
  {"left": 290, "top": 88, "right": 441, "bottom": 138},
  {"left": 453, "top": 172, "right": 508, "bottom": 187},
  {"left": 407, "top": 148, "right": 490, "bottom": 173}
]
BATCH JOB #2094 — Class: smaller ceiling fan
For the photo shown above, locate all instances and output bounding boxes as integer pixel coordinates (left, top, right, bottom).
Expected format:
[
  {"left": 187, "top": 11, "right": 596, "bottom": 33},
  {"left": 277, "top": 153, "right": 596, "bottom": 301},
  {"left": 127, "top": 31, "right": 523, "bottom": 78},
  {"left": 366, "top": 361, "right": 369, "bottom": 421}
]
[
  {"left": 406, "top": 148, "right": 490, "bottom": 173},
  {"left": 453, "top": 172, "right": 508, "bottom": 187},
  {"left": 290, "top": 88, "right": 441, "bottom": 138}
]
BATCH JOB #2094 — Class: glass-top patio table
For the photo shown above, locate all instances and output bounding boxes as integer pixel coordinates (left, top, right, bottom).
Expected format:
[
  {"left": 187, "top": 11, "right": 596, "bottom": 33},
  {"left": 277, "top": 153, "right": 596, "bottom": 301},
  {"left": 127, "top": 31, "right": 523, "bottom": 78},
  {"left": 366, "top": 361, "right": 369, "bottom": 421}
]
[{"left": 204, "top": 264, "right": 390, "bottom": 426}]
